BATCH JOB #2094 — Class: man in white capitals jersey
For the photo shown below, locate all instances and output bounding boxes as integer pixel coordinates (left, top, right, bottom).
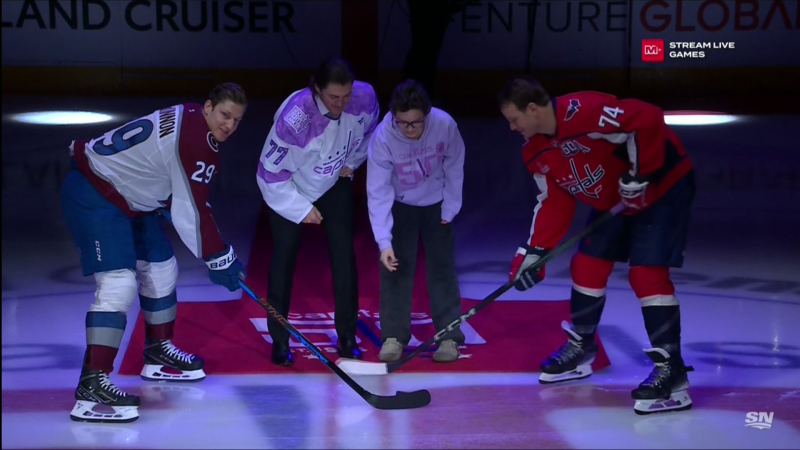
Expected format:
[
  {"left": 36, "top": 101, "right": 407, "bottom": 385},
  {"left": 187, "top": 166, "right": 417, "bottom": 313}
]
[
  {"left": 61, "top": 83, "right": 247, "bottom": 423},
  {"left": 256, "top": 57, "right": 380, "bottom": 365}
]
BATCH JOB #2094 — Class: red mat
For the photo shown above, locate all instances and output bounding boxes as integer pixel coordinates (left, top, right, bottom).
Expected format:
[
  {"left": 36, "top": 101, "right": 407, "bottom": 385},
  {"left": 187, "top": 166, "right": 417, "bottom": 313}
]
[{"left": 120, "top": 174, "right": 610, "bottom": 375}]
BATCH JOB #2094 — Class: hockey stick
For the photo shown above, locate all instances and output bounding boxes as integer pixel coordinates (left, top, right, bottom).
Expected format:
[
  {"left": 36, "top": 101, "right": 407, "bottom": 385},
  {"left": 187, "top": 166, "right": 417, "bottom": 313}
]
[
  {"left": 337, "top": 202, "right": 627, "bottom": 376},
  {"left": 238, "top": 274, "right": 431, "bottom": 410}
]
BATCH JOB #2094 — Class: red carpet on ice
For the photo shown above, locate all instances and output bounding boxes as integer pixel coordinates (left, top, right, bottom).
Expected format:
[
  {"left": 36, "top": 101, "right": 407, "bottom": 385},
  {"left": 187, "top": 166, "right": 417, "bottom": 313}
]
[{"left": 120, "top": 179, "right": 610, "bottom": 375}]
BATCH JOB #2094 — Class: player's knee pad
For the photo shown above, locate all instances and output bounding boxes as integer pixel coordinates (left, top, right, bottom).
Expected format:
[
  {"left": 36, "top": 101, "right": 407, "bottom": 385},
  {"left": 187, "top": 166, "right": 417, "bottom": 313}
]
[
  {"left": 629, "top": 266, "right": 678, "bottom": 305},
  {"left": 136, "top": 256, "right": 178, "bottom": 298},
  {"left": 90, "top": 269, "right": 138, "bottom": 313},
  {"left": 570, "top": 252, "right": 615, "bottom": 297}
]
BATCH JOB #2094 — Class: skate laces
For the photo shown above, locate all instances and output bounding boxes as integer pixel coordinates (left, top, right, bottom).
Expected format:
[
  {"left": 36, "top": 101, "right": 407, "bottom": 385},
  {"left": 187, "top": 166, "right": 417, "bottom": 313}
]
[
  {"left": 162, "top": 340, "right": 195, "bottom": 363},
  {"left": 98, "top": 372, "right": 127, "bottom": 397},
  {"left": 550, "top": 340, "right": 583, "bottom": 364},
  {"left": 643, "top": 361, "right": 673, "bottom": 387}
]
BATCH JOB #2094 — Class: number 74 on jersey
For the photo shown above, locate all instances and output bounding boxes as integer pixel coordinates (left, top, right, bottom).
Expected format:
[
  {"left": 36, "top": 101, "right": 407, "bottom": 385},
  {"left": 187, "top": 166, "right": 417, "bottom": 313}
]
[{"left": 598, "top": 106, "right": 625, "bottom": 128}]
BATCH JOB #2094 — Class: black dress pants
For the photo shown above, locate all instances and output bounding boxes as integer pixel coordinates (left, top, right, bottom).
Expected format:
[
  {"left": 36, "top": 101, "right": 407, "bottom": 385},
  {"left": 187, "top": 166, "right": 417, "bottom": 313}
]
[{"left": 266, "top": 177, "right": 359, "bottom": 347}]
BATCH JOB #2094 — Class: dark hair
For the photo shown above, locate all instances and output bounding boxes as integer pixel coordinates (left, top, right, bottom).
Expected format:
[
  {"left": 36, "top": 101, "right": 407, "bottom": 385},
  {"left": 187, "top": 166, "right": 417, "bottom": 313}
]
[
  {"left": 497, "top": 77, "right": 550, "bottom": 111},
  {"left": 389, "top": 79, "right": 432, "bottom": 116},
  {"left": 309, "top": 57, "right": 355, "bottom": 92},
  {"left": 208, "top": 82, "right": 247, "bottom": 108}
]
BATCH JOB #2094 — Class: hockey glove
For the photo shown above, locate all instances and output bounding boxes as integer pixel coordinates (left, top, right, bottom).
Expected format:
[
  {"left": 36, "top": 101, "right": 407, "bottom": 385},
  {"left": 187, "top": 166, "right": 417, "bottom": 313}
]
[
  {"left": 205, "top": 245, "right": 243, "bottom": 292},
  {"left": 509, "top": 244, "right": 548, "bottom": 291},
  {"left": 619, "top": 172, "right": 655, "bottom": 212}
]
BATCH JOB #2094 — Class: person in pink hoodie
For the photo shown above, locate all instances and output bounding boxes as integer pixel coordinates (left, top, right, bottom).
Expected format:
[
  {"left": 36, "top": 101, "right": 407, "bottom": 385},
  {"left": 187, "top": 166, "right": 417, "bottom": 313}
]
[{"left": 366, "top": 80, "right": 466, "bottom": 363}]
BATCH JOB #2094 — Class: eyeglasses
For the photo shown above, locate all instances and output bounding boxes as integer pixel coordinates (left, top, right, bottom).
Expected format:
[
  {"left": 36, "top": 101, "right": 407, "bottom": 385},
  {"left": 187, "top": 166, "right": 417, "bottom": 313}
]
[{"left": 393, "top": 116, "right": 425, "bottom": 130}]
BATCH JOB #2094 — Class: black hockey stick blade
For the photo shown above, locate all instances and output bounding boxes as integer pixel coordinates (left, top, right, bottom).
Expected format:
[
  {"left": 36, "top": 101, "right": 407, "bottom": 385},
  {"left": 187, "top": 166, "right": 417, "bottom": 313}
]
[
  {"left": 365, "top": 390, "right": 432, "bottom": 410},
  {"left": 238, "top": 275, "right": 431, "bottom": 410},
  {"left": 340, "top": 202, "right": 627, "bottom": 377}
]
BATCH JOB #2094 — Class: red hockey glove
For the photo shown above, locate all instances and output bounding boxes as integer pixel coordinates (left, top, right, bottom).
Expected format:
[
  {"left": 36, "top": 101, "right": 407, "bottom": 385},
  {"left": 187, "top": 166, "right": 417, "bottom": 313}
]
[
  {"left": 618, "top": 172, "right": 655, "bottom": 212},
  {"left": 509, "top": 245, "right": 548, "bottom": 291}
]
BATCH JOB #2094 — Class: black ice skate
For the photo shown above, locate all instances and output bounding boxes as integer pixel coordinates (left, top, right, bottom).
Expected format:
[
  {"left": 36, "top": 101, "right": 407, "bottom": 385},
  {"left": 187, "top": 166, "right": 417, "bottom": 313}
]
[
  {"left": 539, "top": 320, "right": 598, "bottom": 384},
  {"left": 70, "top": 369, "right": 140, "bottom": 423},
  {"left": 141, "top": 339, "right": 206, "bottom": 382},
  {"left": 632, "top": 347, "right": 694, "bottom": 415}
]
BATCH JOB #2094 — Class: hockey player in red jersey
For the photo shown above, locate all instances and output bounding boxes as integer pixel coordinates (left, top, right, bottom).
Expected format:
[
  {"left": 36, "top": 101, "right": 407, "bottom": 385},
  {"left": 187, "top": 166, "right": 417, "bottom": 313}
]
[
  {"left": 61, "top": 83, "right": 247, "bottom": 423},
  {"left": 498, "top": 77, "right": 696, "bottom": 415}
]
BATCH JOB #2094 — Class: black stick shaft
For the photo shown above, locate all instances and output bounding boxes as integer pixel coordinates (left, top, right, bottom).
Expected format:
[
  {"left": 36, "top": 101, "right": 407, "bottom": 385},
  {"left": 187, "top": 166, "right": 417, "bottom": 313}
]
[
  {"left": 238, "top": 276, "right": 370, "bottom": 397},
  {"left": 387, "top": 202, "right": 625, "bottom": 373}
]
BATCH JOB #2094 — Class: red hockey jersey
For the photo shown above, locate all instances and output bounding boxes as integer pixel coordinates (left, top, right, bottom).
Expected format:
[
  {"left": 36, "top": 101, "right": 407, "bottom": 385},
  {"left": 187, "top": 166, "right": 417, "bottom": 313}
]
[{"left": 521, "top": 91, "right": 693, "bottom": 250}]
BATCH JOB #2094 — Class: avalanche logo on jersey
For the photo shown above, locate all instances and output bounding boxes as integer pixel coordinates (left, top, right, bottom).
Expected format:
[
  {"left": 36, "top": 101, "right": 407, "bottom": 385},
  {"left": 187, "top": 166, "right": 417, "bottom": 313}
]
[
  {"left": 560, "top": 140, "right": 591, "bottom": 157},
  {"left": 564, "top": 99, "right": 581, "bottom": 121},
  {"left": 207, "top": 132, "right": 219, "bottom": 152}
]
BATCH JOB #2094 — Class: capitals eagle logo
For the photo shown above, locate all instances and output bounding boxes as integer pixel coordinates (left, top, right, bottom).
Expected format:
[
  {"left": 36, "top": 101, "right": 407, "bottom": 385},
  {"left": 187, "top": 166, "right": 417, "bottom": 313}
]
[{"left": 564, "top": 99, "right": 581, "bottom": 121}]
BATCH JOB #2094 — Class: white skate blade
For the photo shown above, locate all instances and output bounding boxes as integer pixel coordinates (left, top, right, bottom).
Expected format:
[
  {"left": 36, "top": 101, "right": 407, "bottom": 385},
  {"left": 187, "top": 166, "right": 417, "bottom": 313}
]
[
  {"left": 538, "top": 363, "right": 594, "bottom": 384},
  {"left": 634, "top": 389, "right": 693, "bottom": 415},
  {"left": 69, "top": 400, "right": 139, "bottom": 423},
  {"left": 335, "top": 358, "right": 389, "bottom": 376},
  {"left": 141, "top": 364, "right": 206, "bottom": 382}
]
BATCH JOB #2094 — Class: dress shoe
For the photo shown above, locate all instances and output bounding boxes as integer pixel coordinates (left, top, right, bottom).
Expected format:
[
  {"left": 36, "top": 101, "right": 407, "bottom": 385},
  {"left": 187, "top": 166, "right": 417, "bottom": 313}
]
[
  {"left": 271, "top": 342, "right": 293, "bottom": 366},
  {"left": 337, "top": 337, "right": 363, "bottom": 360}
]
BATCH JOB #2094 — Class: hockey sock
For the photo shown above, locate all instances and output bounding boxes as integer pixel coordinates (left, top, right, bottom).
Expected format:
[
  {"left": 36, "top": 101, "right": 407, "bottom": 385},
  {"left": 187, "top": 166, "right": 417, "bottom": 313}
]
[
  {"left": 641, "top": 303, "right": 682, "bottom": 358},
  {"left": 570, "top": 288, "right": 606, "bottom": 342},
  {"left": 140, "top": 290, "right": 177, "bottom": 342},
  {"left": 569, "top": 252, "right": 614, "bottom": 342},
  {"left": 85, "top": 311, "right": 126, "bottom": 374},
  {"left": 629, "top": 266, "right": 682, "bottom": 359}
]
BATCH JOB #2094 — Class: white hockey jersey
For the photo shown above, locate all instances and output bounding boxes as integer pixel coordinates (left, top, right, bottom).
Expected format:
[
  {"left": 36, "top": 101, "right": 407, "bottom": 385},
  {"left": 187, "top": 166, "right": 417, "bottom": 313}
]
[
  {"left": 256, "top": 81, "right": 380, "bottom": 224},
  {"left": 71, "top": 103, "right": 227, "bottom": 259}
]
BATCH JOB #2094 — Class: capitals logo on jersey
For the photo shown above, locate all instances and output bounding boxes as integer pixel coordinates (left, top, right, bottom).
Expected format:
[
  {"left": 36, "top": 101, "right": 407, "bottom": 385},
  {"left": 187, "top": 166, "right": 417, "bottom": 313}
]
[
  {"left": 564, "top": 99, "right": 581, "bottom": 121},
  {"left": 557, "top": 159, "right": 605, "bottom": 199}
]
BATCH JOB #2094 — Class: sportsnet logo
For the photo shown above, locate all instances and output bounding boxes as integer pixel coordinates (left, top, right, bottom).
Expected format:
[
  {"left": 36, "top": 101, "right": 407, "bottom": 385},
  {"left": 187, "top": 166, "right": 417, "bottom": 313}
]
[
  {"left": 642, "top": 39, "right": 664, "bottom": 62},
  {"left": 745, "top": 412, "right": 774, "bottom": 430}
]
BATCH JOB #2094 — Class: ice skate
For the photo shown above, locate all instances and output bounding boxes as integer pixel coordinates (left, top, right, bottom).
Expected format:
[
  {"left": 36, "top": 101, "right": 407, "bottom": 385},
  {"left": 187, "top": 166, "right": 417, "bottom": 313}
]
[
  {"left": 69, "top": 369, "right": 140, "bottom": 423},
  {"left": 632, "top": 347, "right": 694, "bottom": 415},
  {"left": 539, "top": 320, "right": 598, "bottom": 384},
  {"left": 141, "top": 339, "right": 206, "bottom": 382}
]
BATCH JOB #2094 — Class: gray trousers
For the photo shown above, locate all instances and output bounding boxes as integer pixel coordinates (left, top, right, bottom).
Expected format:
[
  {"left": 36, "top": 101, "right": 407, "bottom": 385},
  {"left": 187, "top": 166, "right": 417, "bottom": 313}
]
[{"left": 379, "top": 201, "right": 465, "bottom": 346}]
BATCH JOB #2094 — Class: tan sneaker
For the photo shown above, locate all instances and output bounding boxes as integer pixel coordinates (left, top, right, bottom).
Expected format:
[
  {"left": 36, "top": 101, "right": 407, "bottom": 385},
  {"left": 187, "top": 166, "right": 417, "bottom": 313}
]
[
  {"left": 378, "top": 338, "right": 404, "bottom": 362},
  {"left": 433, "top": 339, "right": 460, "bottom": 363}
]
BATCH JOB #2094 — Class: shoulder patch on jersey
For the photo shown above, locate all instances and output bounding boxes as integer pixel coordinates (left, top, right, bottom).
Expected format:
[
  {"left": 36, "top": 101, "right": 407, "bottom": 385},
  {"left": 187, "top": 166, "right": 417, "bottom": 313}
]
[
  {"left": 283, "top": 105, "right": 311, "bottom": 134},
  {"left": 536, "top": 162, "right": 550, "bottom": 173},
  {"left": 564, "top": 99, "right": 581, "bottom": 121},
  {"left": 207, "top": 132, "right": 219, "bottom": 152}
]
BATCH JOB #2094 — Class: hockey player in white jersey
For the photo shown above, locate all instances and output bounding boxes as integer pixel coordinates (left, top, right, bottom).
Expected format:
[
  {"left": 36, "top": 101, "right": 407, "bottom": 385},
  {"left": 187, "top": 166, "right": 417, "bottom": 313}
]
[
  {"left": 256, "top": 57, "right": 380, "bottom": 365},
  {"left": 61, "top": 82, "right": 248, "bottom": 423}
]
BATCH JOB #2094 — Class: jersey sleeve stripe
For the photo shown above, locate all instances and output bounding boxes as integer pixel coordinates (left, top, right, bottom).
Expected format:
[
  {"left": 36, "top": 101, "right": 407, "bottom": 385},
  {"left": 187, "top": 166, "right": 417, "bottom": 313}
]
[
  {"left": 171, "top": 107, "right": 203, "bottom": 257},
  {"left": 587, "top": 131, "right": 639, "bottom": 174},
  {"left": 257, "top": 163, "right": 291, "bottom": 184},
  {"left": 529, "top": 173, "right": 549, "bottom": 243}
]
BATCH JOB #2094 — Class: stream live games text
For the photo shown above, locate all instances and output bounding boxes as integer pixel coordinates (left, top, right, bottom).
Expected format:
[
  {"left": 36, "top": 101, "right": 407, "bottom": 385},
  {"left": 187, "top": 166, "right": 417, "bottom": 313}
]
[{"left": 642, "top": 39, "right": 736, "bottom": 61}]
